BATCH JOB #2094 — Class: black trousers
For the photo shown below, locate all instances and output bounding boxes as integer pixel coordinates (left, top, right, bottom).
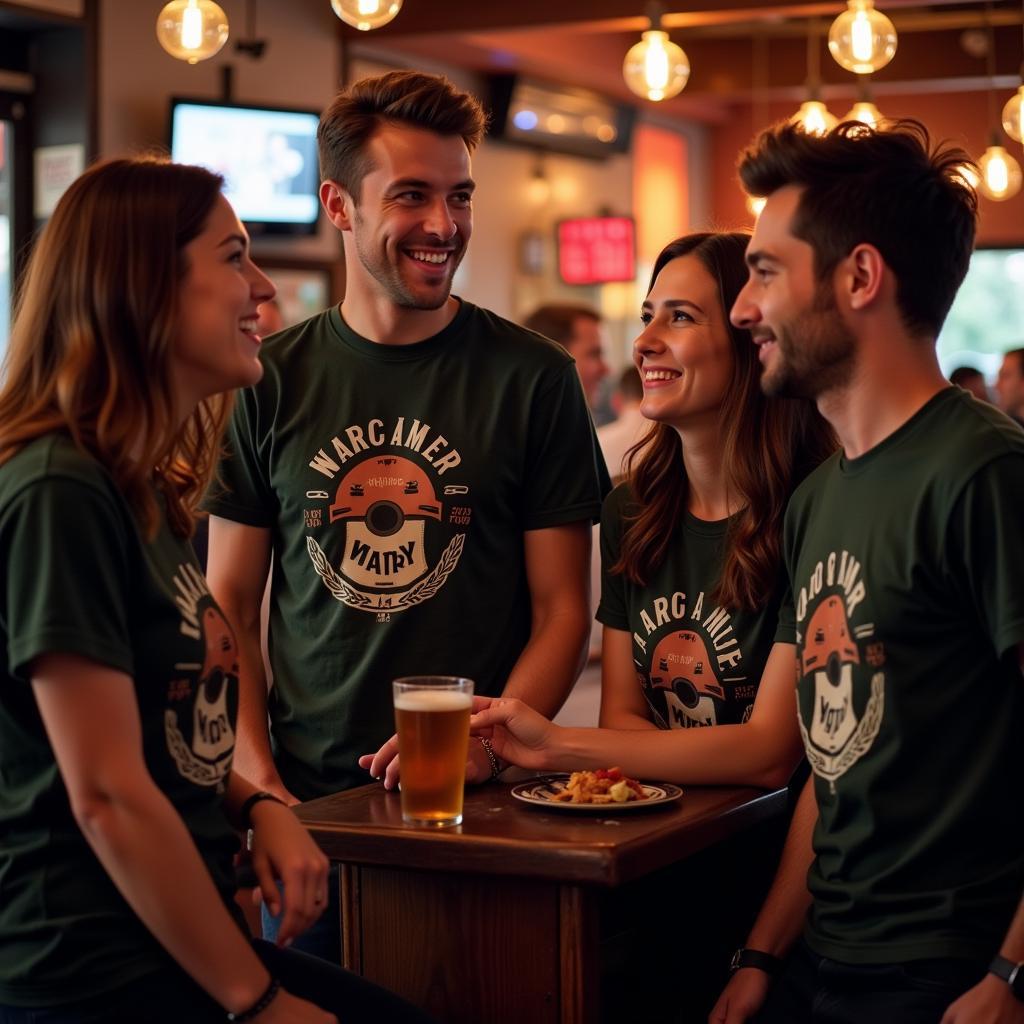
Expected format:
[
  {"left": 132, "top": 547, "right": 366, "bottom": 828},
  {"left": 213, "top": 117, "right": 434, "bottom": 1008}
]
[
  {"left": 754, "top": 938, "right": 986, "bottom": 1024},
  {"left": 0, "top": 939, "right": 436, "bottom": 1024}
]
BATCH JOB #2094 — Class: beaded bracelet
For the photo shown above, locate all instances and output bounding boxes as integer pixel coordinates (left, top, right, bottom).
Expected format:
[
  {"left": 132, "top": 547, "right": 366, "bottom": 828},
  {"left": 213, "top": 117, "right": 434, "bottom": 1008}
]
[
  {"left": 478, "top": 736, "right": 502, "bottom": 781},
  {"left": 227, "top": 977, "right": 280, "bottom": 1022}
]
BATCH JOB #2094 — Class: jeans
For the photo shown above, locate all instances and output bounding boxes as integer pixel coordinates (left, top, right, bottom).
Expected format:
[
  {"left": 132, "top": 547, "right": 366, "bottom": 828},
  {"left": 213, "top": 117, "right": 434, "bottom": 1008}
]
[
  {"left": 260, "top": 864, "right": 341, "bottom": 964},
  {"left": 754, "top": 937, "right": 986, "bottom": 1024},
  {"left": 0, "top": 939, "right": 435, "bottom": 1024}
]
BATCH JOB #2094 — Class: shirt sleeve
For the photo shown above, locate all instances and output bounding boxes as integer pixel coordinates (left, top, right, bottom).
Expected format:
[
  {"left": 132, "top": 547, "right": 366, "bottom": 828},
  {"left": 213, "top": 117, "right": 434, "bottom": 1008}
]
[
  {"left": 202, "top": 387, "right": 278, "bottom": 527},
  {"left": 774, "top": 585, "right": 797, "bottom": 645},
  {"left": 596, "top": 488, "right": 629, "bottom": 630},
  {"left": 3, "top": 476, "right": 134, "bottom": 682},
  {"left": 945, "top": 452, "right": 1024, "bottom": 660},
  {"left": 521, "top": 364, "right": 611, "bottom": 531}
]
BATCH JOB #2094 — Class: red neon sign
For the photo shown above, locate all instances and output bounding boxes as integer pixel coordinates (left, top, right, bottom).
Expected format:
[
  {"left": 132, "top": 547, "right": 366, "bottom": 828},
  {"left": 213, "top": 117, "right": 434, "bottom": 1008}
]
[{"left": 557, "top": 216, "right": 636, "bottom": 286}]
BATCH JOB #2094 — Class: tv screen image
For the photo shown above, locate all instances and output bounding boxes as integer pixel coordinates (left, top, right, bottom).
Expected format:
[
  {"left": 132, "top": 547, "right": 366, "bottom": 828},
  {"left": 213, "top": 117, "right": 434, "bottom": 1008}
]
[{"left": 170, "top": 99, "right": 320, "bottom": 235}]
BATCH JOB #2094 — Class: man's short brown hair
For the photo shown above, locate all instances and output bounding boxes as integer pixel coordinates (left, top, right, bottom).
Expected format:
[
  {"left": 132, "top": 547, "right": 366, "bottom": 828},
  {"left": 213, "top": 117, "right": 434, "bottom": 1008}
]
[
  {"left": 522, "top": 304, "right": 600, "bottom": 350},
  {"left": 738, "top": 119, "right": 977, "bottom": 339},
  {"left": 317, "top": 70, "right": 486, "bottom": 200}
]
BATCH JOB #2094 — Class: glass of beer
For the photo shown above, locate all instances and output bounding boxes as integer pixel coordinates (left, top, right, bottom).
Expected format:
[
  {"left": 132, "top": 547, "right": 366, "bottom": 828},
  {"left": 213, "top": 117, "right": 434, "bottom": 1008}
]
[{"left": 392, "top": 676, "right": 474, "bottom": 828}]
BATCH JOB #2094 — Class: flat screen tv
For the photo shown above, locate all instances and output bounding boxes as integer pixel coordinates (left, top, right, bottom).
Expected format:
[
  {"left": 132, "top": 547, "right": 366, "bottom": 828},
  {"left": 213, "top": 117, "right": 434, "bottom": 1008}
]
[
  {"left": 557, "top": 216, "right": 636, "bottom": 286},
  {"left": 169, "top": 98, "right": 321, "bottom": 237}
]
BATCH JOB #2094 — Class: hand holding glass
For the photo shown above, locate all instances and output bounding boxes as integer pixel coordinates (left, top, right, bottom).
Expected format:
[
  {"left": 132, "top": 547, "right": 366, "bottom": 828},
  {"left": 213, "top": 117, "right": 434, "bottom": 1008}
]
[{"left": 392, "top": 676, "right": 474, "bottom": 827}]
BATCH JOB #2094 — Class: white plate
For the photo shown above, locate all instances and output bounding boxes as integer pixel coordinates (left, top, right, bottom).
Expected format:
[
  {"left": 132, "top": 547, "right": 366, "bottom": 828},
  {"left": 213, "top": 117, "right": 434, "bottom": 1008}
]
[{"left": 510, "top": 774, "right": 683, "bottom": 813}]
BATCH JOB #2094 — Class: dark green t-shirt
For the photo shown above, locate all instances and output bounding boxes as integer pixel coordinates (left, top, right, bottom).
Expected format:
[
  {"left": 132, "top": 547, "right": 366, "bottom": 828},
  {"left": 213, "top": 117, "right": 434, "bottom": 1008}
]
[
  {"left": 205, "top": 299, "right": 609, "bottom": 799},
  {"left": 785, "top": 388, "right": 1024, "bottom": 964},
  {"left": 0, "top": 435, "right": 241, "bottom": 1006},
  {"left": 597, "top": 484, "right": 791, "bottom": 729}
]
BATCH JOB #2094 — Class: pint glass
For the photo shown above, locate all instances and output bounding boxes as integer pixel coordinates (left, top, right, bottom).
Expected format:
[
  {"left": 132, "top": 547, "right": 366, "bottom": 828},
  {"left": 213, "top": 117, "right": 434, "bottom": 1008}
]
[{"left": 392, "top": 676, "right": 474, "bottom": 827}]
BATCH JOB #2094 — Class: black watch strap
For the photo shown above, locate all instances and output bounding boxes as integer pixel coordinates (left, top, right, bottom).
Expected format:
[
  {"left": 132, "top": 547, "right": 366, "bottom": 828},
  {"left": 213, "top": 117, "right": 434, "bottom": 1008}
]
[
  {"left": 239, "top": 791, "right": 286, "bottom": 829},
  {"left": 730, "top": 948, "right": 783, "bottom": 976},
  {"left": 988, "top": 955, "right": 1024, "bottom": 1001}
]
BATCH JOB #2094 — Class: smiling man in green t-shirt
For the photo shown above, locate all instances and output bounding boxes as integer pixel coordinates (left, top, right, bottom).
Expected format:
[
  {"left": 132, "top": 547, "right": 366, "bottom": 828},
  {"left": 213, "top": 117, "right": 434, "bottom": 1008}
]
[
  {"left": 204, "top": 71, "right": 608, "bottom": 961},
  {"left": 710, "top": 122, "right": 1024, "bottom": 1024}
]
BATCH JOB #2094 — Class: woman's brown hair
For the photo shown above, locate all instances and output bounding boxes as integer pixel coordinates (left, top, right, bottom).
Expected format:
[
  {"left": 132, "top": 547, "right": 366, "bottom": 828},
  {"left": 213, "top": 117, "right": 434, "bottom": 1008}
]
[
  {"left": 0, "top": 155, "right": 228, "bottom": 538},
  {"left": 613, "top": 231, "right": 836, "bottom": 611}
]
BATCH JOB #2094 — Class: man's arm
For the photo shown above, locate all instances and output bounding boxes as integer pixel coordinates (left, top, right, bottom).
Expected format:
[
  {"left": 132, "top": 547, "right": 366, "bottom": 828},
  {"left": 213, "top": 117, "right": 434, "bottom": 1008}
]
[
  {"left": 709, "top": 775, "right": 817, "bottom": 1024},
  {"left": 502, "top": 520, "right": 592, "bottom": 714},
  {"left": 205, "top": 516, "right": 296, "bottom": 804}
]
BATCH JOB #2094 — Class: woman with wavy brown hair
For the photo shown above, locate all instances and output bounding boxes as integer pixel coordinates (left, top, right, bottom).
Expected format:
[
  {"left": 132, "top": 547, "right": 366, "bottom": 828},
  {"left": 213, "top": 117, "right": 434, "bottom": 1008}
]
[
  {"left": 471, "top": 231, "right": 835, "bottom": 786},
  {"left": 0, "top": 157, "right": 432, "bottom": 1024}
]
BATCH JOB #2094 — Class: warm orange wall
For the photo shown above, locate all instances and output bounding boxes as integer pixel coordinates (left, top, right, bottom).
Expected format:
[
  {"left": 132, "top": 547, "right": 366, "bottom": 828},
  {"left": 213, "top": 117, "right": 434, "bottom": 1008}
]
[
  {"left": 711, "top": 90, "right": 1024, "bottom": 245},
  {"left": 633, "top": 123, "right": 689, "bottom": 267}
]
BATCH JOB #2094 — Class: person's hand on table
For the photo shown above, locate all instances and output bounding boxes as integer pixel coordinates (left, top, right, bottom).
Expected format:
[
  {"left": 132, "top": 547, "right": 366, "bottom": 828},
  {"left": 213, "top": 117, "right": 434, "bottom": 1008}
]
[
  {"left": 248, "top": 799, "right": 330, "bottom": 948},
  {"left": 708, "top": 967, "right": 772, "bottom": 1024},
  {"left": 940, "top": 974, "right": 1024, "bottom": 1024},
  {"left": 469, "top": 695, "right": 558, "bottom": 772},
  {"left": 358, "top": 729, "right": 499, "bottom": 788}
]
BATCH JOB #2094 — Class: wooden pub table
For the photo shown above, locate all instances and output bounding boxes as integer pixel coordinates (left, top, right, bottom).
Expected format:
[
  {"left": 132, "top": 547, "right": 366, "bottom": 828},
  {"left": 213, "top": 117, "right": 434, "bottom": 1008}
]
[{"left": 295, "top": 779, "right": 786, "bottom": 1024}]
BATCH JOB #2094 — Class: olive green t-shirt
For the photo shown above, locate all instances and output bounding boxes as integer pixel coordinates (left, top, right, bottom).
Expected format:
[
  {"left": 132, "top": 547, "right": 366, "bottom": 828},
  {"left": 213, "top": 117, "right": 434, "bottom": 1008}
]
[
  {"left": 597, "top": 484, "right": 792, "bottom": 729},
  {"left": 785, "top": 388, "right": 1024, "bottom": 964},
  {"left": 0, "top": 435, "right": 242, "bottom": 1005},
  {"left": 205, "top": 299, "right": 609, "bottom": 799}
]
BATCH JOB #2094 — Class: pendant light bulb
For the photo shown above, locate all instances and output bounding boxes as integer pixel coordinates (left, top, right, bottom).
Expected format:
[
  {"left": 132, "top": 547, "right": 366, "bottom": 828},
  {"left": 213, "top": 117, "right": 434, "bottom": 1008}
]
[
  {"left": 746, "top": 195, "right": 767, "bottom": 217},
  {"left": 623, "top": 29, "right": 690, "bottom": 102},
  {"left": 828, "top": 0, "right": 897, "bottom": 74},
  {"left": 156, "top": 0, "right": 229, "bottom": 64},
  {"left": 977, "top": 145, "right": 1022, "bottom": 201},
  {"left": 331, "top": 0, "right": 403, "bottom": 31},
  {"left": 789, "top": 100, "right": 839, "bottom": 136},
  {"left": 1001, "top": 85, "right": 1024, "bottom": 142},
  {"left": 843, "top": 100, "right": 884, "bottom": 127}
]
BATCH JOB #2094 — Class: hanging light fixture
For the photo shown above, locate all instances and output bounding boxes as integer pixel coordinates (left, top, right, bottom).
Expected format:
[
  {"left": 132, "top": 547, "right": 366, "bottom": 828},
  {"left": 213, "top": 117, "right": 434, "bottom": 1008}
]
[
  {"left": 1000, "top": 0, "right": 1024, "bottom": 140},
  {"left": 843, "top": 77, "right": 885, "bottom": 126},
  {"left": 331, "top": 0, "right": 403, "bottom": 32},
  {"left": 622, "top": 4, "right": 690, "bottom": 102},
  {"left": 156, "top": 0, "right": 229, "bottom": 63},
  {"left": 790, "top": 21, "right": 838, "bottom": 135},
  {"left": 978, "top": 6, "right": 1022, "bottom": 201},
  {"left": 978, "top": 139, "right": 1022, "bottom": 200},
  {"left": 828, "top": 0, "right": 897, "bottom": 75}
]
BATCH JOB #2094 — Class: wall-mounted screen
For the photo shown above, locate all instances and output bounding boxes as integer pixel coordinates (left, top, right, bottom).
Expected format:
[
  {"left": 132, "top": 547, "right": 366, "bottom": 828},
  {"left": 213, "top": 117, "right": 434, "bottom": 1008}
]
[
  {"left": 557, "top": 216, "right": 636, "bottom": 286},
  {"left": 169, "top": 98, "right": 320, "bottom": 236}
]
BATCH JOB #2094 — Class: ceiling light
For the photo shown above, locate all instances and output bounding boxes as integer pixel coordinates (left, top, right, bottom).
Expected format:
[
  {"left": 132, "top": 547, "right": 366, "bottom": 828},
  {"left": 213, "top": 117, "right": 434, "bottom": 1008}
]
[
  {"left": 977, "top": 144, "right": 1022, "bottom": 201},
  {"left": 622, "top": 12, "right": 690, "bottom": 103},
  {"left": 331, "top": 0, "right": 402, "bottom": 32},
  {"left": 828, "top": 0, "right": 897, "bottom": 74},
  {"left": 156, "top": 0, "right": 229, "bottom": 64},
  {"left": 844, "top": 100, "right": 884, "bottom": 127},
  {"left": 1002, "top": 86, "right": 1024, "bottom": 142},
  {"left": 790, "top": 100, "right": 838, "bottom": 136}
]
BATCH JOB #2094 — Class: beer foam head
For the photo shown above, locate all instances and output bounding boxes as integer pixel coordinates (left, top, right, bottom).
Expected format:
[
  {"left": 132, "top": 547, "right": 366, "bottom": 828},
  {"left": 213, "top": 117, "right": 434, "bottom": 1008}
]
[{"left": 393, "top": 689, "right": 472, "bottom": 712}]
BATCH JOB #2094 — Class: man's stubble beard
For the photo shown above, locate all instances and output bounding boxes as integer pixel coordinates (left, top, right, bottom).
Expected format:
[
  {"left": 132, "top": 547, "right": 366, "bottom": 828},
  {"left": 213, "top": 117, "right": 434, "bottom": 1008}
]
[
  {"left": 352, "top": 212, "right": 465, "bottom": 312},
  {"left": 761, "top": 281, "right": 857, "bottom": 400}
]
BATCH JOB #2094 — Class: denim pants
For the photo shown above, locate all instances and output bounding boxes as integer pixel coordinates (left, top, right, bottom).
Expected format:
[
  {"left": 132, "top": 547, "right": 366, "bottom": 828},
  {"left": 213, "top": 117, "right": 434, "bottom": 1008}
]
[
  {"left": 260, "top": 864, "right": 341, "bottom": 964},
  {"left": 754, "top": 937, "right": 986, "bottom": 1024},
  {"left": 0, "top": 939, "right": 435, "bottom": 1024}
]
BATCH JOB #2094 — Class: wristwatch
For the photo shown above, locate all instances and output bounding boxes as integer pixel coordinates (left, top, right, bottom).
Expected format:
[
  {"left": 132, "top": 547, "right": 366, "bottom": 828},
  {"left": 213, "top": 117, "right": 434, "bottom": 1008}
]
[
  {"left": 988, "top": 955, "right": 1024, "bottom": 1001},
  {"left": 730, "top": 948, "right": 783, "bottom": 976}
]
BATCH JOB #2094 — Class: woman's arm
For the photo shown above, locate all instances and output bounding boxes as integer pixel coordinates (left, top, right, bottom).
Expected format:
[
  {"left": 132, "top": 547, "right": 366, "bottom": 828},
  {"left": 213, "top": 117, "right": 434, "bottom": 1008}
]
[
  {"left": 31, "top": 653, "right": 330, "bottom": 1021},
  {"left": 598, "top": 626, "right": 659, "bottom": 730},
  {"left": 473, "top": 642, "right": 803, "bottom": 787}
]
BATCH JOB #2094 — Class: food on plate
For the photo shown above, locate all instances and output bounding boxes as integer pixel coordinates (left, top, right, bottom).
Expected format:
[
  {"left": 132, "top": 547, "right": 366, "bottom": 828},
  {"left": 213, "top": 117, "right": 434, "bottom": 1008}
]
[{"left": 550, "top": 767, "right": 648, "bottom": 804}]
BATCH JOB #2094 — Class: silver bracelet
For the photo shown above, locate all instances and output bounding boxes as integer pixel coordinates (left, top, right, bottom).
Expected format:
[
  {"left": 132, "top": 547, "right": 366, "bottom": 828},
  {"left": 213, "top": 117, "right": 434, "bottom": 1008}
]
[{"left": 478, "top": 736, "right": 502, "bottom": 781}]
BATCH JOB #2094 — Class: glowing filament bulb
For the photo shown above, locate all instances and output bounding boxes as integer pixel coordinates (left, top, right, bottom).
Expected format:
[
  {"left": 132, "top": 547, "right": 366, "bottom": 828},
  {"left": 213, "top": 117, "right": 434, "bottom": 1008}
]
[
  {"left": 977, "top": 145, "right": 1022, "bottom": 201},
  {"left": 622, "top": 29, "right": 690, "bottom": 102},
  {"left": 851, "top": 9, "right": 873, "bottom": 63},
  {"left": 358, "top": 0, "right": 380, "bottom": 13},
  {"left": 181, "top": 0, "right": 202, "bottom": 50}
]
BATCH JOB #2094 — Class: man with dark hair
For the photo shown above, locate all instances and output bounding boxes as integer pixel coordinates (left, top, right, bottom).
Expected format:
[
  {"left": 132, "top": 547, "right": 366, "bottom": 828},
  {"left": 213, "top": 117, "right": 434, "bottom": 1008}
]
[
  {"left": 522, "top": 303, "right": 610, "bottom": 405},
  {"left": 205, "top": 70, "right": 608, "bottom": 958},
  {"left": 713, "top": 119, "right": 1024, "bottom": 1023},
  {"left": 949, "top": 365, "right": 990, "bottom": 403},
  {"left": 996, "top": 347, "right": 1024, "bottom": 424}
]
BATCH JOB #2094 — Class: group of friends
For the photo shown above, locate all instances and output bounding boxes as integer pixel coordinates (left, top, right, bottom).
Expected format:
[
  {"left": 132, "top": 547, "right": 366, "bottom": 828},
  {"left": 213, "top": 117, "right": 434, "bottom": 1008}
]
[{"left": 0, "top": 67, "right": 1021, "bottom": 1024}]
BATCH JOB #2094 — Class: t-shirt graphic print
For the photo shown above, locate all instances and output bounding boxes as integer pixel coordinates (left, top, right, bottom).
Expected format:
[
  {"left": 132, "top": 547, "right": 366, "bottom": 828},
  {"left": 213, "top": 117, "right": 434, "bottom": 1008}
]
[
  {"left": 793, "top": 553, "right": 884, "bottom": 794},
  {"left": 304, "top": 419, "right": 467, "bottom": 613}
]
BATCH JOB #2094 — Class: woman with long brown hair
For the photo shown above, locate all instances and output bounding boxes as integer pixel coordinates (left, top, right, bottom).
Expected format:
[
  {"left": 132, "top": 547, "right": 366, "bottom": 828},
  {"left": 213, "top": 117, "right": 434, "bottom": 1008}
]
[
  {"left": 0, "top": 157, "right": 432, "bottom": 1024},
  {"left": 467, "top": 231, "right": 835, "bottom": 785}
]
